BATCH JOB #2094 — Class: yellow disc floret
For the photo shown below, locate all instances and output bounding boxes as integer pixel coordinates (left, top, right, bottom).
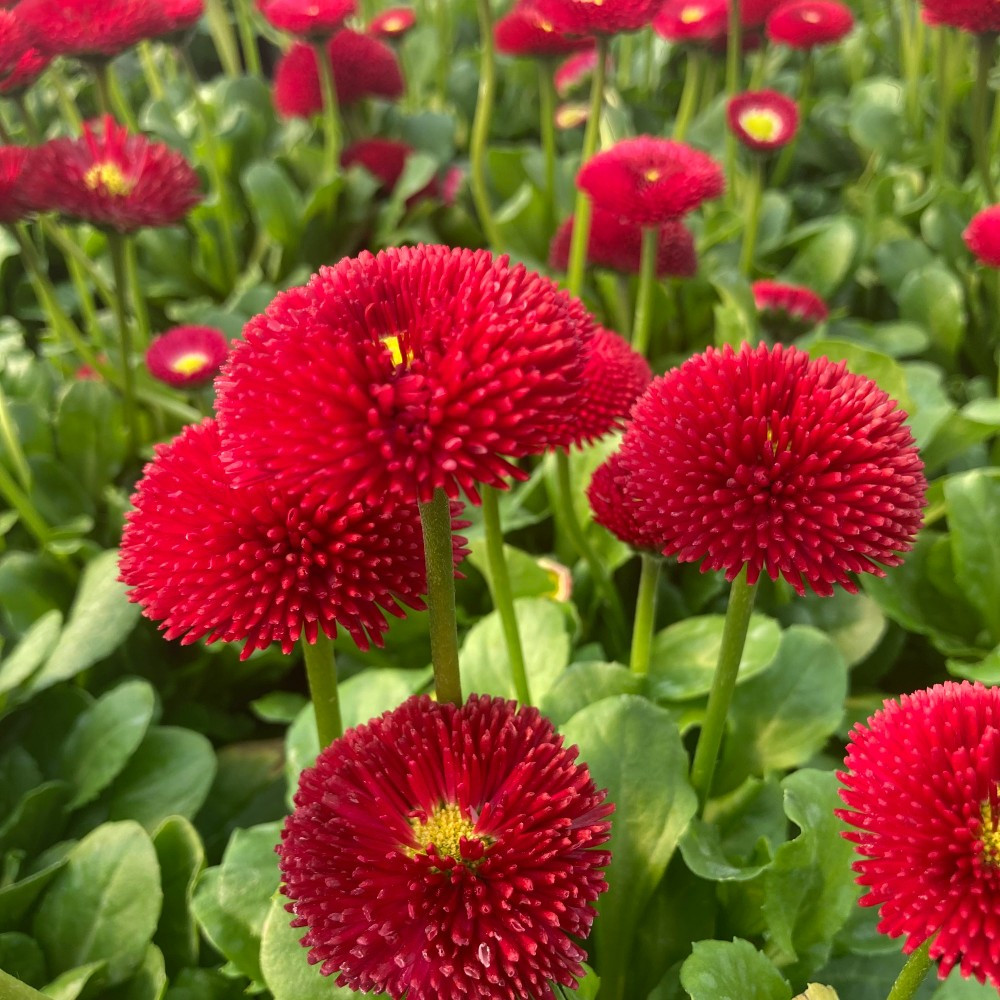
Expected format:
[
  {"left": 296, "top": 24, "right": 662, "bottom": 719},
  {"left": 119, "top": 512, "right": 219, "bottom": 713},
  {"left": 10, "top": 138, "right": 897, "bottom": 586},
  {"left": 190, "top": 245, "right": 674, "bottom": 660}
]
[
  {"left": 84, "top": 161, "right": 134, "bottom": 197},
  {"left": 981, "top": 800, "right": 1000, "bottom": 866},
  {"left": 680, "top": 5, "right": 706, "bottom": 23},
  {"left": 644, "top": 168, "right": 662, "bottom": 182},
  {"left": 381, "top": 333, "right": 414, "bottom": 368},
  {"left": 169, "top": 351, "right": 211, "bottom": 376},
  {"left": 409, "top": 803, "right": 480, "bottom": 860},
  {"left": 739, "top": 109, "right": 781, "bottom": 143}
]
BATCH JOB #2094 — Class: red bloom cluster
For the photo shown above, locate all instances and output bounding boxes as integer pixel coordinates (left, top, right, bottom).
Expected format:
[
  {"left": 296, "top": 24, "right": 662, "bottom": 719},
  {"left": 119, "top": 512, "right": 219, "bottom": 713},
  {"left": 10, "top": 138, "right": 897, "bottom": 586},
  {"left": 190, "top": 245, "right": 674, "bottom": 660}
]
[
  {"left": 23, "top": 116, "right": 201, "bottom": 233},
  {"left": 588, "top": 451, "right": 665, "bottom": 552},
  {"left": 964, "top": 206, "right": 1000, "bottom": 268},
  {"left": 257, "top": 0, "right": 355, "bottom": 38},
  {"left": 838, "top": 681, "right": 1000, "bottom": 987},
  {"left": 752, "top": 279, "right": 829, "bottom": 333},
  {"left": 919, "top": 0, "right": 1000, "bottom": 34},
  {"left": 533, "top": 0, "right": 665, "bottom": 36},
  {"left": 146, "top": 326, "right": 228, "bottom": 387},
  {"left": 495, "top": 2, "right": 591, "bottom": 58},
  {"left": 617, "top": 342, "right": 927, "bottom": 596},
  {"left": 369, "top": 6, "right": 415, "bottom": 38},
  {"left": 727, "top": 90, "right": 799, "bottom": 151},
  {"left": 278, "top": 694, "right": 612, "bottom": 1000},
  {"left": 577, "top": 137, "right": 725, "bottom": 225},
  {"left": 549, "top": 208, "right": 697, "bottom": 278},
  {"left": 0, "top": 146, "right": 32, "bottom": 224},
  {"left": 766, "top": 0, "right": 854, "bottom": 47},
  {"left": 554, "top": 47, "right": 600, "bottom": 95}
]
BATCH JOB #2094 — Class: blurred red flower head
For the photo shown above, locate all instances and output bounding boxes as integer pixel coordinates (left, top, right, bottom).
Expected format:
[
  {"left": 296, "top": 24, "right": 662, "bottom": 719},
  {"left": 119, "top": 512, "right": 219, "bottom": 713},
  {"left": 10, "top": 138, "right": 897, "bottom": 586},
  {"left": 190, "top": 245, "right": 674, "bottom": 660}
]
[
  {"left": 534, "top": 0, "right": 667, "bottom": 35},
  {"left": 766, "top": 0, "right": 854, "bottom": 47},
  {"left": 0, "top": 146, "right": 33, "bottom": 224},
  {"left": 653, "top": 0, "right": 728, "bottom": 43},
  {"left": 341, "top": 137, "right": 438, "bottom": 203},
  {"left": 919, "top": 0, "right": 1000, "bottom": 34},
  {"left": 146, "top": 325, "right": 228, "bottom": 387},
  {"left": 752, "top": 279, "right": 829, "bottom": 333},
  {"left": 727, "top": 89, "right": 799, "bottom": 151},
  {"left": 964, "top": 205, "right": 1000, "bottom": 267},
  {"left": 495, "top": 1, "right": 592, "bottom": 57},
  {"left": 554, "top": 45, "right": 601, "bottom": 95},
  {"left": 369, "top": 6, "right": 415, "bottom": 38},
  {"left": 257, "top": 0, "right": 355, "bottom": 38}
]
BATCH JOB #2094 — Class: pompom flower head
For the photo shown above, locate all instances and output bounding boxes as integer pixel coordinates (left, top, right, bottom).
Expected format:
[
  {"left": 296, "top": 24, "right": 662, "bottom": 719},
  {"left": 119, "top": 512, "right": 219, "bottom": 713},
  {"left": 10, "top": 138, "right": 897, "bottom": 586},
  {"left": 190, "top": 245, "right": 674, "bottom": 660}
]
[
  {"left": 277, "top": 693, "right": 613, "bottom": 1000},
  {"left": 752, "top": 279, "right": 829, "bottom": 334},
  {"left": 577, "top": 137, "right": 725, "bottom": 225},
  {"left": 146, "top": 325, "right": 228, "bottom": 387},
  {"left": 964, "top": 206, "right": 1000, "bottom": 268},
  {"left": 0, "top": 147, "right": 33, "bottom": 224},
  {"left": 838, "top": 681, "right": 1000, "bottom": 987},
  {"left": 727, "top": 90, "right": 799, "bottom": 152},
  {"left": 919, "top": 0, "right": 1000, "bottom": 34},
  {"left": 588, "top": 451, "right": 665, "bottom": 552},
  {"left": 369, "top": 6, "right": 416, "bottom": 39},
  {"left": 495, "top": 2, "right": 591, "bottom": 58},
  {"left": 257, "top": 0, "right": 356, "bottom": 38},
  {"left": 23, "top": 115, "right": 201, "bottom": 233},
  {"left": 16, "top": 0, "right": 172, "bottom": 59},
  {"left": 617, "top": 342, "right": 927, "bottom": 596},
  {"left": 766, "top": 0, "right": 854, "bottom": 48},
  {"left": 534, "top": 0, "right": 664, "bottom": 36}
]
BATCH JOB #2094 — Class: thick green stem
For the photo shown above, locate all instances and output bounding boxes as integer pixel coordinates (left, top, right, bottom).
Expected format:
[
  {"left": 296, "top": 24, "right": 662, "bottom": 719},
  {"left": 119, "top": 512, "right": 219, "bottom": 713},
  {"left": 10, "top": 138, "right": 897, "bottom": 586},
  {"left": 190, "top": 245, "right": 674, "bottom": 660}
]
[
  {"left": 139, "top": 41, "right": 166, "bottom": 100},
  {"left": 539, "top": 64, "right": 559, "bottom": 236},
  {"left": 886, "top": 940, "right": 934, "bottom": 1000},
  {"left": 204, "top": 0, "right": 241, "bottom": 77},
  {"left": 689, "top": 566, "right": 759, "bottom": 806},
  {"left": 15, "top": 95, "right": 40, "bottom": 143},
  {"left": 313, "top": 41, "right": 343, "bottom": 184},
  {"left": 418, "top": 488, "right": 463, "bottom": 706},
  {"left": 629, "top": 553, "right": 660, "bottom": 677},
  {"left": 51, "top": 68, "right": 83, "bottom": 133},
  {"left": 109, "top": 67, "right": 140, "bottom": 131},
  {"left": 673, "top": 49, "right": 704, "bottom": 141},
  {"left": 470, "top": 0, "right": 502, "bottom": 249},
  {"left": 974, "top": 33, "right": 998, "bottom": 203},
  {"left": 631, "top": 226, "right": 660, "bottom": 357},
  {"left": 93, "top": 61, "right": 114, "bottom": 117},
  {"left": 481, "top": 486, "right": 531, "bottom": 705},
  {"left": 566, "top": 36, "right": 609, "bottom": 297},
  {"left": 301, "top": 631, "right": 343, "bottom": 749},
  {"left": 739, "top": 157, "right": 763, "bottom": 277},
  {"left": 107, "top": 232, "right": 141, "bottom": 457},
  {"left": 124, "top": 237, "right": 151, "bottom": 349},
  {"left": 233, "top": 0, "right": 261, "bottom": 75}
]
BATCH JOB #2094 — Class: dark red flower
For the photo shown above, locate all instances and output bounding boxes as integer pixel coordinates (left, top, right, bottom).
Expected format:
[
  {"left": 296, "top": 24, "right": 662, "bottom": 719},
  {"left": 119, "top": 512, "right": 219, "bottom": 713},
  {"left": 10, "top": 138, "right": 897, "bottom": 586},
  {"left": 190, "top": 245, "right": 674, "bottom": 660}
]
[
  {"left": 157, "top": 0, "right": 203, "bottom": 34},
  {"left": 652, "top": 0, "right": 728, "bottom": 44},
  {"left": 22, "top": 116, "right": 201, "bottom": 233},
  {"left": 964, "top": 206, "right": 1000, "bottom": 268},
  {"left": 577, "top": 136, "right": 725, "bottom": 225},
  {"left": 120, "top": 419, "right": 469, "bottom": 658},
  {"left": 441, "top": 164, "right": 464, "bottom": 204},
  {"left": 919, "top": 0, "right": 1000, "bottom": 33},
  {"left": 766, "top": 0, "right": 854, "bottom": 47},
  {"left": 273, "top": 30, "right": 404, "bottom": 115},
  {"left": 16, "top": 0, "right": 172, "bottom": 59},
  {"left": 617, "top": 342, "right": 927, "bottom": 596},
  {"left": 741, "top": 0, "right": 785, "bottom": 27},
  {"left": 727, "top": 90, "right": 799, "bottom": 151},
  {"left": 278, "top": 693, "right": 612, "bottom": 1000},
  {"left": 341, "top": 138, "right": 437, "bottom": 203},
  {"left": 752, "top": 279, "right": 829, "bottom": 333},
  {"left": 0, "top": 12, "right": 34, "bottom": 78},
  {"left": 533, "top": 0, "right": 664, "bottom": 36},
  {"left": 257, "top": 0, "right": 355, "bottom": 38},
  {"left": 146, "top": 325, "right": 228, "bottom": 387},
  {"left": 369, "top": 6, "right": 415, "bottom": 38},
  {"left": 0, "top": 146, "right": 33, "bottom": 224},
  {"left": 554, "top": 45, "right": 600, "bottom": 95},
  {"left": 838, "top": 681, "right": 1000, "bottom": 987},
  {"left": 495, "top": 2, "right": 591, "bottom": 58},
  {"left": 215, "top": 245, "right": 590, "bottom": 507},
  {"left": 588, "top": 451, "right": 665, "bottom": 551},
  {"left": 0, "top": 45, "right": 50, "bottom": 96},
  {"left": 549, "top": 208, "right": 698, "bottom": 278}
]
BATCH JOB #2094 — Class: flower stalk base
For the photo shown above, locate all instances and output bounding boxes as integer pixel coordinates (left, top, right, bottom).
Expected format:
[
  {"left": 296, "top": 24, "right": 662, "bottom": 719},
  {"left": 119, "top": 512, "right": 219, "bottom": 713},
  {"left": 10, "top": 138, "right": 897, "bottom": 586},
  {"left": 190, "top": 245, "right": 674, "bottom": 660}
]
[{"left": 301, "top": 630, "right": 343, "bottom": 748}]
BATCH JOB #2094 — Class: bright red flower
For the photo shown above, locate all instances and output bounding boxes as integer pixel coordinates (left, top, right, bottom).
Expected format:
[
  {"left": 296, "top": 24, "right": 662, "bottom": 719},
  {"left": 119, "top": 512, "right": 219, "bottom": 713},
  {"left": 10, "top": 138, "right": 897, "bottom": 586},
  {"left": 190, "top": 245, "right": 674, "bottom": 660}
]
[
  {"left": 838, "top": 681, "right": 1000, "bottom": 988},
  {"left": 533, "top": 0, "right": 664, "bottom": 36},
  {"left": 549, "top": 208, "right": 698, "bottom": 278},
  {"left": 495, "top": 1, "right": 591, "bottom": 58},
  {"left": 588, "top": 451, "right": 665, "bottom": 551},
  {"left": 273, "top": 30, "right": 404, "bottom": 115},
  {"left": 964, "top": 206, "right": 1000, "bottom": 268},
  {"left": 727, "top": 89, "right": 799, "bottom": 151},
  {"left": 0, "top": 146, "right": 33, "bottom": 224},
  {"left": 146, "top": 325, "right": 228, "bottom": 387},
  {"left": 257, "top": 0, "right": 355, "bottom": 38},
  {"left": 0, "top": 46, "right": 50, "bottom": 96},
  {"left": 0, "top": 12, "right": 34, "bottom": 78},
  {"left": 618, "top": 342, "right": 927, "bottom": 596},
  {"left": 158, "top": 0, "right": 203, "bottom": 34},
  {"left": 16, "top": 0, "right": 172, "bottom": 59},
  {"left": 369, "top": 6, "right": 415, "bottom": 38},
  {"left": 752, "top": 279, "right": 828, "bottom": 333},
  {"left": 553, "top": 46, "right": 600, "bottom": 95},
  {"left": 341, "top": 138, "right": 437, "bottom": 202},
  {"left": 577, "top": 136, "right": 725, "bottom": 225},
  {"left": 215, "top": 245, "right": 590, "bottom": 507},
  {"left": 919, "top": 0, "right": 1000, "bottom": 34},
  {"left": 22, "top": 116, "right": 201, "bottom": 233},
  {"left": 766, "top": 0, "right": 854, "bottom": 47},
  {"left": 120, "top": 419, "right": 469, "bottom": 658},
  {"left": 278, "top": 693, "right": 612, "bottom": 1000},
  {"left": 652, "top": 0, "right": 728, "bottom": 43}
]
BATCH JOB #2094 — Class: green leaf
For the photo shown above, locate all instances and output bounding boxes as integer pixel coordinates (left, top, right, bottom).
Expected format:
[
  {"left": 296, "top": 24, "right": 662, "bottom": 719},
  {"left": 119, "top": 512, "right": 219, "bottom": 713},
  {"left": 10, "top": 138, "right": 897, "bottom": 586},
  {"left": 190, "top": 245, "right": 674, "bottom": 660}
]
[
  {"left": 40, "top": 962, "right": 107, "bottom": 1000},
  {"left": 680, "top": 938, "right": 792, "bottom": 1000},
  {"left": 679, "top": 818, "right": 770, "bottom": 882},
  {"left": 190, "top": 867, "right": 263, "bottom": 985},
  {"left": 783, "top": 219, "right": 859, "bottom": 297},
  {"left": 242, "top": 161, "right": 303, "bottom": 251},
  {"left": 0, "top": 552, "right": 74, "bottom": 637},
  {"left": 60, "top": 679, "right": 156, "bottom": 810},
  {"left": 897, "top": 265, "right": 965, "bottom": 360},
  {"left": 102, "top": 944, "right": 166, "bottom": 1000},
  {"left": 0, "top": 781, "right": 70, "bottom": 858},
  {"left": 151, "top": 816, "right": 204, "bottom": 973},
  {"left": 55, "top": 381, "right": 126, "bottom": 501},
  {"left": 0, "top": 610, "right": 62, "bottom": 700},
  {"left": 467, "top": 540, "right": 568, "bottom": 602},
  {"left": 561, "top": 696, "right": 697, "bottom": 1000},
  {"left": 777, "top": 591, "right": 886, "bottom": 669},
  {"left": 161, "top": 968, "right": 249, "bottom": 1000},
  {"left": 34, "top": 821, "right": 162, "bottom": 988},
  {"left": 0, "top": 932, "right": 46, "bottom": 987},
  {"left": 848, "top": 77, "right": 904, "bottom": 155},
  {"left": 0, "top": 853, "right": 69, "bottom": 931},
  {"left": 539, "top": 661, "right": 642, "bottom": 728}
]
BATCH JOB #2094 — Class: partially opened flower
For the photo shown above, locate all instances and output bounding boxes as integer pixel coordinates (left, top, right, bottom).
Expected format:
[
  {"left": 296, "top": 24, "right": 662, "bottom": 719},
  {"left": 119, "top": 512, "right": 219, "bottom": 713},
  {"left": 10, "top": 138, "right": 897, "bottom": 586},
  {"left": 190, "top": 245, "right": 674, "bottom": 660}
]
[
  {"left": 752, "top": 279, "right": 828, "bottom": 333},
  {"left": 919, "top": 0, "right": 1000, "bottom": 34},
  {"left": 838, "top": 681, "right": 1000, "bottom": 987},
  {"left": 369, "top": 6, "right": 415, "bottom": 39},
  {"left": 618, "top": 342, "right": 927, "bottom": 596},
  {"left": 495, "top": 2, "right": 592, "bottom": 58},
  {"left": 0, "top": 146, "right": 33, "bottom": 224},
  {"left": 727, "top": 90, "right": 799, "bottom": 151},
  {"left": 577, "top": 137, "right": 725, "bottom": 225},
  {"left": 146, "top": 325, "right": 228, "bottom": 387},
  {"left": 23, "top": 115, "right": 201, "bottom": 233},
  {"left": 766, "top": 0, "right": 854, "bottom": 48},
  {"left": 964, "top": 206, "right": 1000, "bottom": 267},
  {"left": 652, "top": 0, "right": 728, "bottom": 44},
  {"left": 554, "top": 46, "right": 600, "bottom": 95},
  {"left": 534, "top": 0, "right": 665, "bottom": 35},
  {"left": 278, "top": 693, "right": 612, "bottom": 1000},
  {"left": 588, "top": 450, "right": 665, "bottom": 552},
  {"left": 16, "top": 0, "right": 172, "bottom": 59},
  {"left": 257, "top": 0, "right": 355, "bottom": 38},
  {"left": 120, "top": 419, "right": 469, "bottom": 658}
]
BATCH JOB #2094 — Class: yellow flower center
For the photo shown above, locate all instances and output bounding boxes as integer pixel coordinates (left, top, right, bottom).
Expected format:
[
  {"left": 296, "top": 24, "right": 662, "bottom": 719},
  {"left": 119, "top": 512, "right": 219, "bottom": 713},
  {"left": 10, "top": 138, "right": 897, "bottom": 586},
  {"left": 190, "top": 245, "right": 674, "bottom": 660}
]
[
  {"left": 84, "top": 161, "right": 134, "bottom": 197},
  {"left": 382, "top": 14, "right": 405, "bottom": 31},
  {"left": 739, "top": 108, "right": 781, "bottom": 142},
  {"left": 981, "top": 800, "right": 1000, "bottom": 866},
  {"left": 680, "top": 5, "right": 706, "bottom": 23},
  {"left": 537, "top": 16, "right": 555, "bottom": 31},
  {"left": 169, "top": 351, "right": 211, "bottom": 376},
  {"left": 644, "top": 167, "right": 662, "bottom": 182},
  {"left": 581, "top": 0, "right": 605, "bottom": 5},
  {"left": 381, "top": 334, "right": 413, "bottom": 368},
  {"left": 408, "top": 803, "right": 480, "bottom": 860},
  {"left": 801, "top": 8, "right": 821, "bottom": 22}
]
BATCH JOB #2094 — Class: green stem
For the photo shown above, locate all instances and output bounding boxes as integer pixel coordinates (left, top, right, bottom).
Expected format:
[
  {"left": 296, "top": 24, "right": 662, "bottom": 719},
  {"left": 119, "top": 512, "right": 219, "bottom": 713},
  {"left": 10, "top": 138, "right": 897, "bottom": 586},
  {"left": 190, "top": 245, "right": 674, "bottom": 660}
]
[
  {"left": 109, "top": 66, "right": 140, "bottom": 131},
  {"left": 566, "top": 35, "right": 609, "bottom": 297},
  {"left": 418, "top": 488, "right": 463, "bottom": 706},
  {"left": 673, "top": 49, "right": 704, "bottom": 141},
  {"left": 539, "top": 64, "right": 559, "bottom": 236},
  {"left": 481, "top": 486, "right": 531, "bottom": 705},
  {"left": 470, "top": 0, "right": 502, "bottom": 249},
  {"left": 629, "top": 553, "right": 660, "bottom": 677},
  {"left": 974, "top": 33, "right": 998, "bottom": 203},
  {"left": 631, "top": 226, "right": 660, "bottom": 357},
  {"left": 301, "top": 631, "right": 343, "bottom": 748},
  {"left": 204, "top": 0, "right": 241, "bottom": 77},
  {"left": 40, "top": 218, "right": 114, "bottom": 307},
  {"left": 139, "top": 40, "right": 166, "bottom": 100},
  {"left": 689, "top": 566, "right": 759, "bottom": 806},
  {"left": 618, "top": 33, "right": 635, "bottom": 91},
  {"left": 107, "top": 232, "right": 141, "bottom": 457},
  {"left": 0, "top": 385, "right": 32, "bottom": 490},
  {"left": 313, "top": 41, "right": 343, "bottom": 184},
  {"left": 233, "top": 0, "right": 261, "bottom": 75},
  {"left": 93, "top": 61, "right": 114, "bottom": 117},
  {"left": 0, "top": 451, "right": 49, "bottom": 546},
  {"left": 124, "top": 237, "right": 152, "bottom": 349},
  {"left": 771, "top": 52, "right": 813, "bottom": 188},
  {"left": 15, "top": 95, "right": 40, "bottom": 143},
  {"left": 51, "top": 67, "right": 84, "bottom": 133},
  {"left": 739, "top": 157, "right": 763, "bottom": 277},
  {"left": 886, "top": 940, "right": 934, "bottom": 1000}
]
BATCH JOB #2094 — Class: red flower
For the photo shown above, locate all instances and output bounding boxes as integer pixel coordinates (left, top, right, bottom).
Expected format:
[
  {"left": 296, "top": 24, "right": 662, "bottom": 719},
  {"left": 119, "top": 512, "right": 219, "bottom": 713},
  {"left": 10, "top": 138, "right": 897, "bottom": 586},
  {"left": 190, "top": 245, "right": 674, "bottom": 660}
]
[
  {"left": 495, "top": 2, "right": 592, "bottom": 58},
  {"left": 964, "top": 206, "right": 1000, "bottom": 268},
  {"left": 919, "top": 0, "right": 1000, "bottom": 34},
  {"left": 277, "top": 693, "right": 612, "bottom": 1000},
  {"left": 837, "top": 681, "right": 1000, "bottom": 987},
  {"left": 554, "top": 46, "right": 600, "bottom": 95},
  {"left": 741, "top": 0, "right": 785, "bottom": 27},
  {"left": 273, "top": 30, "right": 404, "bottom": 115},
  {"left": 588, "top": 451, "right": 665, "bottom": 551},
  {"left": 617, "top": 342, "right": 927, "bottom": 596},
  {"left": 727, "top": 90, "right": 799, "bottom": 151},
  {"left": 0, "top": 11, "right": 34, "bottom": 78},
  {"left": 120, "top": 419, "right": 469, "bottom": 658},
  {"left": 369, "top": 6, "right": 415, "bottom": 38},
  {"left": 652, "top": 0, "right": 728, "bottom": 44},
  {"left": 146, "top": 325, "right": 228, "bottom": 387},
  {"left": 533, "top": 0, "right": 664, "bottom": 36},
  {"left": 257, "top": 0, "right": 355, "bottom": 38},
  {"left": 341, "top": 138, "right": 437, "bottom": 202},
  {"left": 0, "top": 46, "right": 50, "bottom": 96},
  {"left": 766, "top": 0, "right": 854, "bottom": 47},
  {"left": 0, "top": 146, "right": 33, "bottom": 224},
  {"left": 752, "top": 279, "right": 828, "bottom": 333},
  {"left": 577, "top": 136, "right": 725, "bottom": 225},
  {"left": 158, "top": 0, "right": 203, "bottom": 35},
  {"left": 441, "top": 164, "right": 464, "bottom": 204},
  {"left": 16, "top": 0, "right": 172, "bottom": 59},
  {"left": 549, "top": 208, "right": 698, "bottom": 278},
  {"left": 216, "top": 245, "right": 590, "bottom": 507}
]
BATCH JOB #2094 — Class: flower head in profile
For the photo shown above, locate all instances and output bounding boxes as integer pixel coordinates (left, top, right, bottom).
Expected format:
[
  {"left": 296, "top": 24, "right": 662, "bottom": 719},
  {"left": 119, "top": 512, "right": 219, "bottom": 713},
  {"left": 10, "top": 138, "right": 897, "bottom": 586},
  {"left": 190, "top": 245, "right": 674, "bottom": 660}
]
[
  {"left": 964, "top": 206, "right": 1000, "bottom": 267},
  {"left": 618, "top": 342, "right": 927, "bottom": 596},
  {"left": 652, "top": 0, "right": 728, "bottom": 44},
  {"left": 23, "top": 115, "right": 201, "bottom": 233},
  {"left": 146, "top": 326, "right": 228, "bottom": 387},
  {"left": 838, "top": 681, "right": 1000, "bottom": 987},
  {"left": 727, "top": 90, "right": 799, "bottom": 151},
  {"left": 119, "top": 419, "right": 469, "bottom": 658},
  {"left": 369, "top": 6, "right": 416, "bottom": 39},
  {"left": 588, "top": 451, "right": 666, "bottom": 552},
  {"left": 919, "top": 0, "right": 1000, "bottom": 34},
  {"left": 766, "top": 0, "right": 854, "bottom": 48},
  {"left": 257, "top": 0, "right": 355, "bottom": 38},
  {"left": 577, "top": 137, "right": 725, "bottom": 225},
  {"left": 278, "top": 693, "right": 612, "bottom": 1000},
  {"left": 533, "top": 0, "right": 666, "bottom": 36},
  {"left": 0, "top": 146, "right": 34, "bottom": 224},
  {"left": 495, "top": 2, "right": 592, "bottom": 58},
  {"left": 752, "top": 279, "right": 829, "bottom": 334},
  {"left": 554, "top": 46, "right": 601, "bottom": 95}
]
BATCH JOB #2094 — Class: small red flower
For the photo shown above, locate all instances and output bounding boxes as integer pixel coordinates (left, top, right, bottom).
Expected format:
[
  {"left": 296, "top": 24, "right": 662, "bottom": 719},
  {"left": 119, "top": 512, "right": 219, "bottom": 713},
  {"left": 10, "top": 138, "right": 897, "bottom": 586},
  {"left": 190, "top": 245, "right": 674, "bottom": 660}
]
[
  {"left": 766, "top": 0, "right": 854, "bottom": 47},
  {"left": 533, "top": 0, "right": 665, "bottom": 36},
  {"left": 257, "top": 0, "right": 355, "bottom": 38},
  {"left": 838, "top": 681, "right": 1000, "bottom": 988},
  {"left": 495, "top": 1, "right": 592, "bottom": 58},
  {"left": 369, "top": 6, "right": 415, "bottom": 38},
  {"left": 919, "top": 0, "right": 1000, "bottom": 34},
  {"left": 146, "top": 326, "right": 228, "bottom": 387},
  {"left": 554, "top": 46, "right": 600, "bottom": 95},
  {"left": 588, "top": 451, "right": 665, "bottom": 551},
  {"left": 727, "top": 90, "right": 799, "bottom": 151},
  {"left": 577, "top": 136, "right": 725, "bottom": 225},
  {"left": 120, "top": 419, "right": 469, "bottom": 658},
  {"left": 549, "top": 208, "right": 698, "bottom": 278},
  {"left": 278, "top": 693, "right": 612, "bottom": 1000},
  {"left": 752, "top": 279, "right": 829, "bottom": 333},
  {"left": 964, "top": 206, "right": 1000, "bottom": 268},
  {"left": 0, "top": 146, "right": 33, "bottom": 224},
  {"left": 652, "top": 0, "right": 728, "bottom": 44},
  {"left": 617, "top": 342, "right": 927, "bottom": 596},
  {"left": 342, "top": 138, "right": 437, "bottom": 202},
  {"left": 22, "top": 116, "right": 201, "bottom": 233}
]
